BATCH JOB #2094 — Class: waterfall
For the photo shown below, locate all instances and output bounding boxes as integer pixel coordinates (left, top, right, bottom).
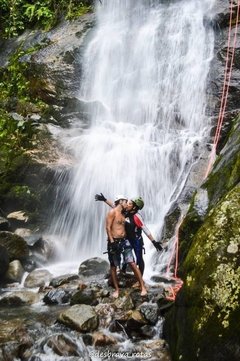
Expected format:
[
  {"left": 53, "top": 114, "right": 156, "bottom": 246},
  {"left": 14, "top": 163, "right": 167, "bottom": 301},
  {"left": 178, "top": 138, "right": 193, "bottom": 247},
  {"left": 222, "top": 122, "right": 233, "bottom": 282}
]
[{"left": 51, "top": 0, "right": 216, "bottom": 277}]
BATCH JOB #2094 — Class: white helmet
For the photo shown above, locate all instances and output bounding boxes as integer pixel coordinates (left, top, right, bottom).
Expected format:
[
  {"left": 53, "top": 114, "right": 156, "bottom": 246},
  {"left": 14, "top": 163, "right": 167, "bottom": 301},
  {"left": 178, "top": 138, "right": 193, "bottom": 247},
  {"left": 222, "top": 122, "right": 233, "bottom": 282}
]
[{"left": 114, "top": 194, "right": 127, "bottom": 202}]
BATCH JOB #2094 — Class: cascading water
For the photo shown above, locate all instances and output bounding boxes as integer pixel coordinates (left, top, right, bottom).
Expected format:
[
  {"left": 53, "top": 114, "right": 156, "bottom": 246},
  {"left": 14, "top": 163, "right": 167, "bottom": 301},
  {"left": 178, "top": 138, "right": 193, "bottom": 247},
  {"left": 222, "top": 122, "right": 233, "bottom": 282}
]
[{"left": 51, "top": 0, "right": 216, "bottom": 279}]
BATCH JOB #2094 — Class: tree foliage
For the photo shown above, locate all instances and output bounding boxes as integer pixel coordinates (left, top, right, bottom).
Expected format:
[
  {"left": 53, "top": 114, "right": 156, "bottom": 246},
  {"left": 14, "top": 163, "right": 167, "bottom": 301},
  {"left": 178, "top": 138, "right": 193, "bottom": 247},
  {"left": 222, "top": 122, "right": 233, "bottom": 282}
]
[{"left": 0, "top": 0, "right": 93, "bottom": 38}]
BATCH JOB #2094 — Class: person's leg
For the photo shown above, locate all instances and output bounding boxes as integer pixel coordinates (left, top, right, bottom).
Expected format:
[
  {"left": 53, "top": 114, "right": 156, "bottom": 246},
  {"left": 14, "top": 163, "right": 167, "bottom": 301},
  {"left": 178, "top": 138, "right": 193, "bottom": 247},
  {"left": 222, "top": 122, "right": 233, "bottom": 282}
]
[
  {"left": 110, "top": 266, "right": 119, "bottom": 298},
  {"left": 122, "top": 239, "right": 147, "bottom": 295},
  {"left": 108, "top": 243, "right": 120, "bottom": 298},
  {"left": 129, "top": 262, "right": 147, "bottom": 296},
  {"left": 134, "top": 238, "right": 145, "bottom": 275}
]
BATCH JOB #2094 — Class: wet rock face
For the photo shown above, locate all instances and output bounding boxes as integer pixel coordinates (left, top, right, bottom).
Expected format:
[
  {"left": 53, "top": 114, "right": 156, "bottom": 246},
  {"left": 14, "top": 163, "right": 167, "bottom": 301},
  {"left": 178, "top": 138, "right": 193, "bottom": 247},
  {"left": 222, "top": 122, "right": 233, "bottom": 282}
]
[
  {"left": 0, "top": 14, "right": 94, "bottom": 106},
  {"left": 209, "top": 1, "right": 240, "bottom": 140},
  {"left": 26, "top": 14, "right": 94, "bottom": 105}
]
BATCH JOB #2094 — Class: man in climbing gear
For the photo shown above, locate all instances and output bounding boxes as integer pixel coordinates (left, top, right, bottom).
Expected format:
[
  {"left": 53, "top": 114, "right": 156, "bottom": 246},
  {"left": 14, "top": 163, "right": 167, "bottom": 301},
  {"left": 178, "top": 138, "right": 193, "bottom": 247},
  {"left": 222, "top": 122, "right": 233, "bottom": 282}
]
[
  {"left": 105, "top": 195, "right": 147, "bottom": 298},
  {"left": 96, "top": 193, "right": 163, "bottom": 276}
]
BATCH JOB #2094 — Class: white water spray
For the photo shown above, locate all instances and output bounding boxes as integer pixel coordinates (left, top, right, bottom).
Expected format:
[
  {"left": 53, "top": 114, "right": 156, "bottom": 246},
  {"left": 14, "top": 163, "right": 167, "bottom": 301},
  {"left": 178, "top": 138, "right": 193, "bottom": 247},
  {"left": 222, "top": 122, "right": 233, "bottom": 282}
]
[{"left": 52, "top": 0, "right": 216, "bottom": 278}]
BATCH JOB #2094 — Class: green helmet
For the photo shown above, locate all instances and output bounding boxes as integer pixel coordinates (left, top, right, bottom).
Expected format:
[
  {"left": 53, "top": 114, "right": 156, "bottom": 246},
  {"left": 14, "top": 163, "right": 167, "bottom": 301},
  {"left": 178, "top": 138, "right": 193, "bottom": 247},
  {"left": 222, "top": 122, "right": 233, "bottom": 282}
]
[{"left": 132, "top": 197, "right": 144, "bottom": 210}]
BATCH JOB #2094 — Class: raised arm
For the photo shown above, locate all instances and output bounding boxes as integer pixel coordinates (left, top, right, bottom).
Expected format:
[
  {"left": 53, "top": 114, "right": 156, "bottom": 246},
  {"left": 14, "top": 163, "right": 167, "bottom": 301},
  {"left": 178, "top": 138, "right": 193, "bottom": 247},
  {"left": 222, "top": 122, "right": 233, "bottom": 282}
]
[{"left": 95, "top": 193, "right": 114, "bottom": 208}]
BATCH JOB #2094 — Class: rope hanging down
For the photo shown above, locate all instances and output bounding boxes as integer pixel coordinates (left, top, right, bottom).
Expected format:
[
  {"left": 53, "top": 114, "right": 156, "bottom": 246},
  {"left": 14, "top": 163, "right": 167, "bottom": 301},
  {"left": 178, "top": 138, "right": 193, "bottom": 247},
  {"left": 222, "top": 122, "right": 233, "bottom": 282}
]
[
  {"left": 164, "top": 218, "right": 183, "bottom": 301},
  {"left": 165, "top": 0, "right": 240, "bottom": 301},
  {"left": 205, "top": 0, "right": 240, "bottom": 178}
]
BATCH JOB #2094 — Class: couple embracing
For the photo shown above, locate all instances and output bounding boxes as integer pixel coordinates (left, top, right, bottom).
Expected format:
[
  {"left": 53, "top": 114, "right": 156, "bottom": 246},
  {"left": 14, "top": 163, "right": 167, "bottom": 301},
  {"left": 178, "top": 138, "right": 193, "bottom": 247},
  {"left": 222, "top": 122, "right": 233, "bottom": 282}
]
[{"left": 95, "top": 194, "right": 162, "bottom": 298}]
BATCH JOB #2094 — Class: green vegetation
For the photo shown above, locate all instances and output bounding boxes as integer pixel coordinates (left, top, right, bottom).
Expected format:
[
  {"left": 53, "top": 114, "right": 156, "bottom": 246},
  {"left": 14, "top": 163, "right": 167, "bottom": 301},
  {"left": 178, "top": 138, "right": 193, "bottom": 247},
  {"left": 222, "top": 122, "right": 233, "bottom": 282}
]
[
  {"left": 0, "top": 43, "right": 46, "bottom": 210},
  {"left": 0, "top": 0, "right": 93, "bottom": 38},
  {"left": 0, "top": 48, "right": 30, "bottom": 101},
  {"left": 0, "top": 44, "right": 46, "bottom": 176}
]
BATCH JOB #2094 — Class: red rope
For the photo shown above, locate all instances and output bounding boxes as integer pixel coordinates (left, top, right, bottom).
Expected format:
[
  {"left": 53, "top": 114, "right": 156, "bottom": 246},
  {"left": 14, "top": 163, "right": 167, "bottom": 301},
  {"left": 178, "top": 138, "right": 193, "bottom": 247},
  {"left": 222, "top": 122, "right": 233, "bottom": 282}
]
[
  {"left": 164, "top": 218, "right": 183, "bottom": 301},
  {"left": 205, "top": 0, "right": 240, "bottom": 178},
  {"left": 164, "top": 1, "right": 240, "bottom": 301}
]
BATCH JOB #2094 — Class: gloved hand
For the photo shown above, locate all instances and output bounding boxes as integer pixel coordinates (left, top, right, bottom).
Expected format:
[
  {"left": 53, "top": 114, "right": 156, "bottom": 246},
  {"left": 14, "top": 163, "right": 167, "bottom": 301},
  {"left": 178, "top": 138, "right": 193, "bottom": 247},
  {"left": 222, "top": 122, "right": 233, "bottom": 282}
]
[
  {"left": 152, "top": 240, "right": 163, "bottom": 252},
  {"left": 95, "top": 193, "right": 107, "bottom": 202}
]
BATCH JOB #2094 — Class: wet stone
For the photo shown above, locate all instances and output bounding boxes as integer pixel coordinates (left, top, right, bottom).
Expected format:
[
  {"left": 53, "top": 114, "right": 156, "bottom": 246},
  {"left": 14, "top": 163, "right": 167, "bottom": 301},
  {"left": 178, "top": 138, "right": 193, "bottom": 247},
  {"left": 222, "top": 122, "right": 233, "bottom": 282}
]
[
  {"left": 139, "top": 302, "right": 159, "bottom": 325},
  {"left": 42, "top": 333, "right": 82, "bottom": 356},
  {"left": 70, "top": 288, "right": 96, "bottom": 306},
  {"left": 24, "top": 269, "right": 52, "bottom": 288},
  {"left": 43, "top": 288, "right": 71, "bottom": 305},
  {"left": 57, "top": 304, "right": 99, "bottom": 332},
  {"left": 0, "top": 290, "right": 39, "bottom": 306},
  {"left": 78, "top": 257, "right": 109, "bottom": 281},
  {"left": 50, "top": 273, "right": 79, "bottom": 287}
]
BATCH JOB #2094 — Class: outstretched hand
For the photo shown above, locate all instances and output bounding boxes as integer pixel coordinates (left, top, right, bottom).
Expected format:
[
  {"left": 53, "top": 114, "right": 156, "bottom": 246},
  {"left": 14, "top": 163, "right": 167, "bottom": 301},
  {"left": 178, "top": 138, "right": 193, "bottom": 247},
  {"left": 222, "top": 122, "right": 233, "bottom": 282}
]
[
  {"left": 95, "top": 193, "right": 107, "bottom": 202},
  {"left": 152, "top": 240, "right": 163, "bottom": 252}
]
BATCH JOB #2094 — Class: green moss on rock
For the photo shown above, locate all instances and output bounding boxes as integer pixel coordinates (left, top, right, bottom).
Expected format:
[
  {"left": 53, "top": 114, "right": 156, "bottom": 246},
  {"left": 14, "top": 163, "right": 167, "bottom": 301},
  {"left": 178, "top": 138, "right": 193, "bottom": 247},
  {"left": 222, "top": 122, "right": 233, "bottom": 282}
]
[{"left": 165, "top": 184, "right": 240, "bottom": 361}]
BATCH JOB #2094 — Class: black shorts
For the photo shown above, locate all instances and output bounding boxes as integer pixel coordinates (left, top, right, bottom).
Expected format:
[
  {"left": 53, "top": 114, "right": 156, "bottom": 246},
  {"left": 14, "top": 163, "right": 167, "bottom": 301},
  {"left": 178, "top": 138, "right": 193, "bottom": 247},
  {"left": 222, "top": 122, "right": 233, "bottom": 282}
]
[{"left": 108, "top": 238, "right": 135, "bottom": 267}]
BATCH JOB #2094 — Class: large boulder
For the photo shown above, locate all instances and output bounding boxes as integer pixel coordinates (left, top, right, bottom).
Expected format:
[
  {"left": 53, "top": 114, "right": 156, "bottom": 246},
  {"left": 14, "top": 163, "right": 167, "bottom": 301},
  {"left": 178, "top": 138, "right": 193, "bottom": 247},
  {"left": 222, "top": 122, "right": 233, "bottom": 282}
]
[
  {"left": 78, "top": 257, "right": 109, "bottom": 281},
  {"left": 57, "top": 304, "right": 99, "bottom": 332},
  {"left": 0, "top": 231, "right": 29, "bottom": 261},
  {"left": 5, "top": 260, "right": 25, "bottom": 283},
  {"left": 24, "top": 269, "right": 52, "bottom": 288}
]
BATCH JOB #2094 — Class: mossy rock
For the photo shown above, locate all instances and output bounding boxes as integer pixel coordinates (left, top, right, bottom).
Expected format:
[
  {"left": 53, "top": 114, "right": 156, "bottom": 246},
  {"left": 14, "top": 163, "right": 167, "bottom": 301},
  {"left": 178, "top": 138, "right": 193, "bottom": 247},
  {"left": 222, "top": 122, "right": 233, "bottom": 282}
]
[{"left": 164, "top": 184, "right": 240, "bottom": 361}]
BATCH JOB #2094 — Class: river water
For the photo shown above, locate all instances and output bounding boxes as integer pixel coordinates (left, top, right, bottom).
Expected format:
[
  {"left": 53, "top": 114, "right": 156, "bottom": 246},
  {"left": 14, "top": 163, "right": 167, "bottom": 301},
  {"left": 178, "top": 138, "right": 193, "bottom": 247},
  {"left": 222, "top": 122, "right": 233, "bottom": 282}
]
[{"left": 51, "top": 0, "right": 216, "bottom": 280}]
